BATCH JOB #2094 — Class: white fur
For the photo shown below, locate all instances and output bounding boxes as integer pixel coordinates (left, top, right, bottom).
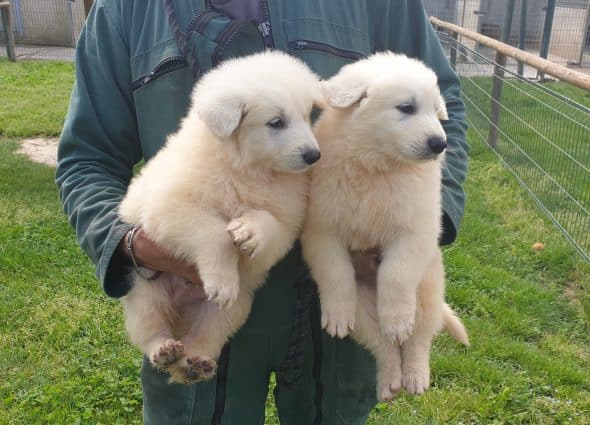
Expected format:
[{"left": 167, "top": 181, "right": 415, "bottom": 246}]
[
  {"left": 119, "top": 51, "right": 321, "bottom": 383},
  {"left": 301, "top": 52, "right": 468, "bottom": 400}
]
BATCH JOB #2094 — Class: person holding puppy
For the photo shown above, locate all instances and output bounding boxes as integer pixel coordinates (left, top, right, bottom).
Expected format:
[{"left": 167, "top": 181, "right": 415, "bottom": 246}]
[{"left": 56, "top": 0, "right": 468, "bottom": 424}]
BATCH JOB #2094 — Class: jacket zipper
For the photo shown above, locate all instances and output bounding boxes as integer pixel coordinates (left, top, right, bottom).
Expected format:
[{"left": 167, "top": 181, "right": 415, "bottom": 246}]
[
  {"left": 131, "top": 56, "right": 187, "bottom": 90},
  {"left": 288, "top": 40, "right": 365, "bottom": 61},
  {"left": 211, "top": 21, "right": 246, "bottom": 67},
  {"left": 188, "top": 9, "right": 222, "bottom": 35},
  {"left": 257, "top": 0, "right": 274, "bottom": 48}
]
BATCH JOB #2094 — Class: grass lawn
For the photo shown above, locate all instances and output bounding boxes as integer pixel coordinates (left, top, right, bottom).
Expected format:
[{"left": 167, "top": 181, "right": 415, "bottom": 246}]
[{"left": 1, "top": 58, "right": 589, "bottom": 424}]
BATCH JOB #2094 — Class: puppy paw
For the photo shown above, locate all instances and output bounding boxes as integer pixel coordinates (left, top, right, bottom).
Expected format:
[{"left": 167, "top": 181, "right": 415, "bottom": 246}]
[
  {"left": 379, "top": 308, "right": 415, "bottom": 344},
  {"left": 402, "top": 367, "right": 430, "bottom": 395},
  {"left": 321, "top": 301, "right": 356, "bottom": 338},
  {"left": 168, "top": 355, "right": 217, "bottom": 384},
  {"left": 151, "top": 339, "right": 184, "bottom": 369},
  {"left": 226, "top": 218, "right": 264, "bottom": 259},
  {"left": 377, "top": 375, "right": 402, "bottom": 402},
  {"left": 201, "top": 272, "right": 239, "bottom": 309}
]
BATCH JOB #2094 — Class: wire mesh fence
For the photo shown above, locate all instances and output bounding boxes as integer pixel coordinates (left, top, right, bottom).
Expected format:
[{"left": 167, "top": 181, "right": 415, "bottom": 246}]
[
  {"left": 1, "top": 0, "right": 590, "bottom": 67},
  {"left": 424, "top": 0, "right": 590, "bottom": 68},
  {"left": 0, "top": 0, "right": 84, "bottom": 61},
  {"left": 434, "top": 24, "right": 590, "bottom": 263}
]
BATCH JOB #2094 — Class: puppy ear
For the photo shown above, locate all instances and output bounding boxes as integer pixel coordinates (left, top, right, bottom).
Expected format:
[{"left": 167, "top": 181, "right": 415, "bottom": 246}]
[
  {"left": 322, "top": 78, "right": 367, "bottom": 109},
  {"left": 194, "top": 95, "right": 244, "bottom": 139},
  {"left": 438, "top": 95, "right": 449, "bottom": 121}
]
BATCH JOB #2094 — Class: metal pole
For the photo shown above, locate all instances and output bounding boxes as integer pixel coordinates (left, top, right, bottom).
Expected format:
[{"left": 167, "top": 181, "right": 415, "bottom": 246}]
[
  {"left": 450, "top": 31, "right": 458, "bottom": 69},
  {"left": 0, "top": 3, "right": 16, "bottom": 62},
  {"left": 66, "top": 0, "right": 76, "bottom": 47},
  {"left": 538, "top": 0, "right": 556, "bottom": 79},
  {"left": 577, "top": 3, "right": 590, "bottom": 68},
  {"left": 84, "top": 0, "right": 93, "bottom": 17},
  {"left": 488, "top": 0, "right": 515, "bottom": 150},
  {"left": 518, "top": 0, "right": 528, "bottom": 76}
]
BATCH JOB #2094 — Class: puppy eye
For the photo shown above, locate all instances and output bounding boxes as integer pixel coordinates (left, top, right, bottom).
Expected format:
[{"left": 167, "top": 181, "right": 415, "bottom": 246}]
[
  {"left": 266, "top": 117, "right": 286, "bottom": 129},
  {"left": 396, "top": 103, "right": 416, "bottom": 115}
]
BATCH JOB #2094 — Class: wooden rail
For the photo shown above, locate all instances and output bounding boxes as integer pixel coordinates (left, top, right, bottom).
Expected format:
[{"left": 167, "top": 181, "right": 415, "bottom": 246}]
[
  {"left": 0, "top": 1, "right": 16, "bottom": 62},
  {"left": 430, "top": 16, "right": 590, "bottom": 91}
]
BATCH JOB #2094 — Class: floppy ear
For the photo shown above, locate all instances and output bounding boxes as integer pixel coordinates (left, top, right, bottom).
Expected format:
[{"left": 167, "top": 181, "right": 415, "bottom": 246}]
[
  {"left": 438, "top": 94, "right": 449, "bottom": 121},
  {"left": 194, "top": 95, "right": 244, "bottom": 139},
  {"left": 322, "top": 77, "right": 367, "bottom": 109}
]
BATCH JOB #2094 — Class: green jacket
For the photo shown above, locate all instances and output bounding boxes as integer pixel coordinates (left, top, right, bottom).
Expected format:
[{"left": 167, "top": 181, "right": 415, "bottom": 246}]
[{"left": 56, "top": 0, "right": 468, "bottom": 298}]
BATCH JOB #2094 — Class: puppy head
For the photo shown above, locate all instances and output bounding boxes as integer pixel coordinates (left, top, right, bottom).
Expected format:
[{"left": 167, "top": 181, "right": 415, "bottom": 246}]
[
  {"left": 192, "top": 51, "right": 322, "bottom": 172},
  {"left": 324, "top": 52, "right": 449, "bottom": 163}
]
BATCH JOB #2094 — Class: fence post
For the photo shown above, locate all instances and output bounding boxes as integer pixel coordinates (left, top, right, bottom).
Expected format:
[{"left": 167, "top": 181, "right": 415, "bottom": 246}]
[
  {"left": 0, "top": 2, "right": 16, "bottom": 62},
  {"left": 577, "top": 3, "right": 590, "bottom": 68},
  {"left": 450, "top": 31, "right": 458, "bottom": 70},
  {"left": 84, "top": 0, "right": 94, "bottom": 17},
  {"left": 488, "top": 0, "right": 515, "bottom": 149},
  {"left": 538, "top": 0, "right": 556, "bottom": 79},
  {"left": 518, "top": 0, "right": 528, "bottom": 76}
]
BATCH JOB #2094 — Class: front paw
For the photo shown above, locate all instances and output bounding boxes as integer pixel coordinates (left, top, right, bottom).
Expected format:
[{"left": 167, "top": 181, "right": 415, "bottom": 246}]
[
  {"left": 379, "top": 308, "right": 415, "bottom": 344},
  {"left": 226, "top": 218, "right": 264, "bottom": 258},
  {"left": 402, "top": 367, "right": 430, "bottom": 395},
  {"left": 321, "top": 300, "right": 356, "bottom": 338},
  {"left": 201, "top": 272, "right": 239, "bottom": 309}
]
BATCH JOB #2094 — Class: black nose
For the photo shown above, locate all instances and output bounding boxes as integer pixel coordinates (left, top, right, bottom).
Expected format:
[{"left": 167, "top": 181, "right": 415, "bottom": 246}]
[
  {"left": 302, "top": 149, "right": 321, "bottom": 165},
  {"left": 427, "top": 137, "right": 447, "bottom": 154}
]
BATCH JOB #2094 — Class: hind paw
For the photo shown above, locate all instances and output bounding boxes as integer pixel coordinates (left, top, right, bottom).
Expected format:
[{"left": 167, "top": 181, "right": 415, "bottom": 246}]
[
  {"left": 169, "top": 355, "right": 217, "bottom": 384},
  {"left": 377, "top": 376, "right": 402, "bottom": 402},
  {"left": 402, "top": 368, "right": 430, "bottom": 395},
  {"left": 151, "top": 339, "right": 184, "bottom": 369}
]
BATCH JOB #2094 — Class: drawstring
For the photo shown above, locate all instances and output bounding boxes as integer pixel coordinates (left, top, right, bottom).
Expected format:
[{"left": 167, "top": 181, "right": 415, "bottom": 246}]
[{"left": 276, "top": 275, "right": 314, "bottom": 389}]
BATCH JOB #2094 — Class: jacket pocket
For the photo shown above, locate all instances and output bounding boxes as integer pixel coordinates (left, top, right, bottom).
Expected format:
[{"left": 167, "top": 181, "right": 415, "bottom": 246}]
[
  {"left": 132, "top": 55, "right": 187, "bottom": 91},
  {"left": 132, "top": 66, "right": 193, "bottom": 160},
  {"left": 283, "top": 18, "right": 370, "bottom": 78},
  {"left": 287, "top": 40, "right": 364, "bottom": 62}
]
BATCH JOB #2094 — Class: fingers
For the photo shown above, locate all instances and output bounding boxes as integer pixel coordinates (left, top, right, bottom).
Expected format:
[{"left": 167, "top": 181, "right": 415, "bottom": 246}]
[{"left": 129, "top": 227, "right": 205, "bottom": 288}]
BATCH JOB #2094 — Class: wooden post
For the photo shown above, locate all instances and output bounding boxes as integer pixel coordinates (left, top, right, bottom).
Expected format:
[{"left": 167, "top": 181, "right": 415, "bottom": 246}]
[
  {"left": 84, "top": 0, "right": 94, "bottom": 17},
  {"left": 488, "top": 0, "right": 515, "bottom": 150},
  {"left": 0, "top": 2, "right": 16, "bottom": 62}
]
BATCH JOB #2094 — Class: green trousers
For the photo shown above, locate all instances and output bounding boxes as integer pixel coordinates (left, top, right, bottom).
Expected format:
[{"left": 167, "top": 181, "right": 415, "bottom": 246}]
[{"left": 142, "top": 250, "right": 377, "bottom": 425}]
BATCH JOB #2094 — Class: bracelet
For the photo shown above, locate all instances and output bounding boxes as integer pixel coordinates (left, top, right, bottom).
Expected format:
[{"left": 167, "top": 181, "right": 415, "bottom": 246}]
[{"left": 126, "top": 226, "right": 162, "bottom": 281}]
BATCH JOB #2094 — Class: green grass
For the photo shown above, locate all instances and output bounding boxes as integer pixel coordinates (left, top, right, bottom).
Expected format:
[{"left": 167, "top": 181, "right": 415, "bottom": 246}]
[
  {"left": 0, "top": 59, "right": 75, "bottom": 137},
  {"left": 1, "top": 59, "right": 589, "bottom": 424}
]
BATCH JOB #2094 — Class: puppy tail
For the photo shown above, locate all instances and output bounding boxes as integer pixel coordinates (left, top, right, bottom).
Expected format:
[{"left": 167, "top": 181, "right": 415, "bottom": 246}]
[{"left": 442, "top": 303, "right": 470, "bottom": 347}]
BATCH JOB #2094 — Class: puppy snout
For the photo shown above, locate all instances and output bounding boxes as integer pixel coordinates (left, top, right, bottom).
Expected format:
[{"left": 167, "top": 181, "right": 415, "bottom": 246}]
[
  {"left": 427, "top": 137, "right": 447, "bottom": 154},
  {"left": 302, "top": 149, "right": 321, "bottom": 165}
]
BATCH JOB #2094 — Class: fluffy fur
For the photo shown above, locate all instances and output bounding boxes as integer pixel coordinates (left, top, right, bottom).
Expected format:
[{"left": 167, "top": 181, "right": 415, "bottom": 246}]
[
  {"left": 119, "top": 51, "right": 322, "bottom": 383},
  {"left": 301, "top": 52, "right": 469, "bottom": 401}
]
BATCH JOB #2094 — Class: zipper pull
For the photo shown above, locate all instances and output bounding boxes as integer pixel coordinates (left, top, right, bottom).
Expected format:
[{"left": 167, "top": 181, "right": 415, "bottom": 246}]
[
  {"left": 143, "top": 72, "right": 155, "bottom": 85},
  {"left": 257, "top": 21, "right": 270, "bottom": 37}
]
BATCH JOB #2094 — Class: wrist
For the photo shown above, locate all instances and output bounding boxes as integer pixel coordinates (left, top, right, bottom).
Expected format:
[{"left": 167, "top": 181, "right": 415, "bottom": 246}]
[{"left": 124, "top": 226, "right": 162, "bottom": 281}]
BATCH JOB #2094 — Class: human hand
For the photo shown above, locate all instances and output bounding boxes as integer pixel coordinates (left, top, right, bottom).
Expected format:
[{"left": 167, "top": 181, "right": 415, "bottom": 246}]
[{"left": 121, "top": 227, "right": 205, "bottom": 291}]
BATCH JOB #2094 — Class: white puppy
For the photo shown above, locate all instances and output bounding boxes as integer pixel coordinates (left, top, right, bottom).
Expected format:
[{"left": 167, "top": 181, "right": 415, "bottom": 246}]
[
  {"left": 301, "top": 52, "right": 468, "bottom": 400},
  {"left": 119, "top": 51, "right": 321, "bottom": 383}
]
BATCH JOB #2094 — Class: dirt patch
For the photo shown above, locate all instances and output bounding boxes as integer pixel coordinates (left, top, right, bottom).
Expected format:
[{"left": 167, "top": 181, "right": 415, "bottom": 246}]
[{"left": 16, "top": 137, "right": 59, "bottom": 167}]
